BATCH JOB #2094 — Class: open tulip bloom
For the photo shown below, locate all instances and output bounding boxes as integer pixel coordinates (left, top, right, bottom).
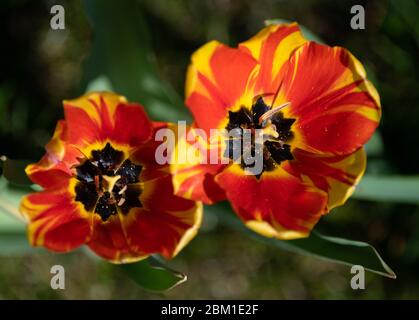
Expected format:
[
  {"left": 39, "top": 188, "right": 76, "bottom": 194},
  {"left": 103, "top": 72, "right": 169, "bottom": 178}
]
[
  {"left": 20, "top": 92, "right": 202, "bottom": 263},
  {"left": 18, "top": 22, "right": 381, "bottom": 263},
  {"left": 171, "top": 22, "right": 381, "bottom": 240}
]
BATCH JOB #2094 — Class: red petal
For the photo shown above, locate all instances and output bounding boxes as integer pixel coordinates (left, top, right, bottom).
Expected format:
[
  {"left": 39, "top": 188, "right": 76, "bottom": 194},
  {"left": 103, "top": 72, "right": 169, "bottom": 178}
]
[
  {"left": 88, "top": 214, "right": 147, "bottom": 263},
  {"left": 173, "top": 164, "right": 226, "bottom": 204},
  {"left": 279, "top": 42, "right": 380, "bottom": 155},
  {"left": 64, "top": 99, "right": 101, "bottom": 146},
  {"left": 130, "top": 122, "right": 172, "bottom": 173},
  {"left": 285, "top": 148, "right": 366, "bottom": 210},
  {"left": 239, "top": 22, "right": 307, "bottom": 94},
  {"left": 25, "top": 121, "right": 81, "bottom": 189},
  {"left": 20, "top": 186, "right": 90, "bottom": 252},
  {"left": 112, "top": 102, "right": 152, "bottom": 146},
  {"left": 186, "top": 41, "right": 257, "bottom": 132},
  {"left": 122, "top": 175, "right": 202, "bottom": 259},
  {"left": 64, "top": 92, "right": 153, "bottom": 147},
  {"left": 215, "top": 165, "right": 328, "bottom": 239},
  {"left": 167, "top": 124, "right": 226, "bottom": 204}
]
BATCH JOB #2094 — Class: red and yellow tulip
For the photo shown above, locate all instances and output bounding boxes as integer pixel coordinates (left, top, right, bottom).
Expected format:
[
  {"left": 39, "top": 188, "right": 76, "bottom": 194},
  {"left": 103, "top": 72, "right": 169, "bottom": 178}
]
[
  {"left": 20, "top": 92, "right": 202, "bottom": 263},
  {"left": 171, "top": 22, "right": 381, "bottom": 239}
]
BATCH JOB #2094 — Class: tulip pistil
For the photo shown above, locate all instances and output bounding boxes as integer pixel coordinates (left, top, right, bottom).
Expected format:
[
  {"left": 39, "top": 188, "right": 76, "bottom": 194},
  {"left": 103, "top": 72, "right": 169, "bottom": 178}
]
[{"left": 74, "top": 142, "right": 142, "bottom": 221}]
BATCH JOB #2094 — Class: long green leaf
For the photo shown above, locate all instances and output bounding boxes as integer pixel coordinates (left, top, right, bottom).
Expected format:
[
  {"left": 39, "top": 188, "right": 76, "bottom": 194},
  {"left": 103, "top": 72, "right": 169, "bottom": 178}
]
[
  {"left": 0, "top": 232, "right": 36, "bottom": 256},
  {"left": 85, "top": 75, "right": 113, "bottom": 92},
  {"left": 82, "top": 0, "right": 190, "bottom": 122},
  {"left": 120, "top": 256, "right": 187, "bottom": 291},
  {"left": 0, "top": 178, "right": 32, "bottom": 255},
  {"left": 290, "top": 232, "right": 396, "bottom": 279},
  {"left": 0, "top": 157, "right": 32, "bottom": 185},
  {"left": 353, "top": 175, "right": 419, "bottom": 203},
  {"left": 0, "top": 178, "right": 29, "bottom": 225},
  {"left": 208, "top": 202, "right": 396, "bottom": 279},
  {"left": 364, "top": 132, "right": 384, "bottom": 157},
  {"left": 391, "top": 0, "right": 419, "bottom": 44}
]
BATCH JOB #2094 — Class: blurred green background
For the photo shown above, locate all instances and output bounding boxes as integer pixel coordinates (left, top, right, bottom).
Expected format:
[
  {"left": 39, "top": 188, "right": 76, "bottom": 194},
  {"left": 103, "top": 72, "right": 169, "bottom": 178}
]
[{"left": 1, "top": 0, "right": 419, "bottom": 299}]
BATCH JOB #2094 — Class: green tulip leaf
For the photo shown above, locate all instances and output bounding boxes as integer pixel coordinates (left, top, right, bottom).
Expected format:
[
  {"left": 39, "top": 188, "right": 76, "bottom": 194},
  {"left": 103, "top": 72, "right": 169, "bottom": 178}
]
[
  {"left": 0, "top": 157, "right": 31, "bottom": 186},
  {"left": 0, "top": 232, "right": 35, "bottom": 256},
  {"left": 208, "top": 202, "right": 396, "bottom": 279},
  {"left": 354, "top": 175, "right": 419, "bottom": 203},
  {"left": 0, "top": 177, "right": 33, "bottom": 255},
  {"left": 120, "top": 256, "right": 187, "bottom": 291},
  {"left": 0, "top": 178, "right": 29, "bottom": 226},
  {"left": 82, "top": 0, "right": 190, "bottom": 122}
]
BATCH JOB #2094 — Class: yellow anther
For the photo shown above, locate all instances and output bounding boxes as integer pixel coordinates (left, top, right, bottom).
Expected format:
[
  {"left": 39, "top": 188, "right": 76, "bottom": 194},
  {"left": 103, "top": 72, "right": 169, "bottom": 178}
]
[{"left": 258, "top": 102, "right": 290, "bottom": 125}]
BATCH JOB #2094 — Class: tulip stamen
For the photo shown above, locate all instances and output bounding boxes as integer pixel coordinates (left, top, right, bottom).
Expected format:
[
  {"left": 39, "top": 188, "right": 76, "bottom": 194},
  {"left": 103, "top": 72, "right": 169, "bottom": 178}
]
[
  {"left": 118, "top": 185, "right": 127, "bottom": 195},
  {"left": 74, "top": 142, "right": 143, "bottom": 221},
  {"left": 225, "top": 97, "right": 295, "bottom": 177},
  {"left": 118, "top": 197, "right": 126, "bottom": 207},
  {"left": 94, "top": 175, "right": 100, "bottom": 191},
  {"left": 258, "top": 102, "right": 290, "bottom": 125}
]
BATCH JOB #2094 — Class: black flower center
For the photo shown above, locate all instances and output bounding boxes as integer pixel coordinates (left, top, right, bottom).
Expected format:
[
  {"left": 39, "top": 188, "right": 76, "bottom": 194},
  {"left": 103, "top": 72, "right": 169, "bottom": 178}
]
[
  {"left": 74, "top": 142, "right": 142, "bottom": 222},
  {"left": 224, "top": 97, "right": 295, "bottom": 178}
]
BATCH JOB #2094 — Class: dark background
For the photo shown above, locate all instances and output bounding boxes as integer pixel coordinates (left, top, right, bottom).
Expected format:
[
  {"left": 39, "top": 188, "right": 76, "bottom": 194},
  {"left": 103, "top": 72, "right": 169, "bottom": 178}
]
[{"left": 0, "top": 0, "right": 418, "bottom": 299}]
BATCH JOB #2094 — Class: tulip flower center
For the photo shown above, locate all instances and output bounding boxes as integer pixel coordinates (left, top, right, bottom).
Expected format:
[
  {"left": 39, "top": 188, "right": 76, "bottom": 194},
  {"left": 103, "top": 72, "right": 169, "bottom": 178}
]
[
  {"left": 225, "top": 97, "right": 295, "bottom": 177},
  {"left": 73, "top": 142, "right": 142, "bottom": 222}
]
